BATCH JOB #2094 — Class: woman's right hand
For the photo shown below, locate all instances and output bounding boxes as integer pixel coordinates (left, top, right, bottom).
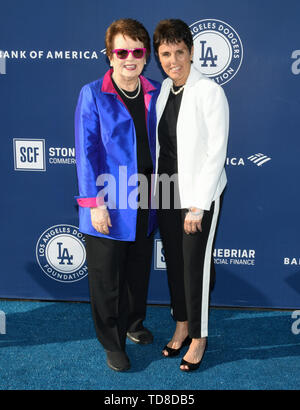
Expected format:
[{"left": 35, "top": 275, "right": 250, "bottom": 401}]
[{"left": 90, "top": 206, "right": 112, "bottom": 235}]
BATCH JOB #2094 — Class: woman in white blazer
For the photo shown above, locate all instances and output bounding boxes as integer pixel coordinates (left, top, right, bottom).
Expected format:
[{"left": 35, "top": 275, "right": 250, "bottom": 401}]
[{"left": 153, "top": 19, "right": 229, "bottom": 371}]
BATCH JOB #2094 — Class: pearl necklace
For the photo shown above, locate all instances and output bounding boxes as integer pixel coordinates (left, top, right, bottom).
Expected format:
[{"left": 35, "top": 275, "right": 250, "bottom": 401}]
[
  {"left": 171, "top": 83, "right": 185, "bottom": 95},
  {"left": 117, "top": 78, "right": 141, "bottom": 99}
]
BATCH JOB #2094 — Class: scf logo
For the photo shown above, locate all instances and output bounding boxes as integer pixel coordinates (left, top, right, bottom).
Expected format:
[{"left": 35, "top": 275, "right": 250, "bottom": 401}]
[
  {"left": 155, "top": 239, "right": 166, "bottom": 270},
  {"left": 0, "top": 310, "right": 6, "bottom": 334},
  {"left": 291, "top": 310, "right": 300, "bottom": 335},
  {"left": 13, "top": 139, "right": 46, "bottom": 171}
]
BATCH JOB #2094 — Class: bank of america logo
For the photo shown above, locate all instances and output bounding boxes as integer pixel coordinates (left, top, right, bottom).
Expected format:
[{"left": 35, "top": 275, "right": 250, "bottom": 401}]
[{"left": 247, "top": 153, "right": 271, "bottom": 167}]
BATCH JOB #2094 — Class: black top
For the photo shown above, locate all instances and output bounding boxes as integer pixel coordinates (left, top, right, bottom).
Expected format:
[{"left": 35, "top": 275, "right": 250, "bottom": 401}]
[
  {"left": 158, "top": 85, "right": 184, "bottom": 175},
  {"left": 112, "top": 77, "right": 153, "bottom": 176}
]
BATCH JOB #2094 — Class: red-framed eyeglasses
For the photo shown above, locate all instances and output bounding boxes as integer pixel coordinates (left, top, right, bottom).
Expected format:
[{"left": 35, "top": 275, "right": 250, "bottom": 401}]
[{"left": 112, "top": 48, "right": 147, "bottom": 60}]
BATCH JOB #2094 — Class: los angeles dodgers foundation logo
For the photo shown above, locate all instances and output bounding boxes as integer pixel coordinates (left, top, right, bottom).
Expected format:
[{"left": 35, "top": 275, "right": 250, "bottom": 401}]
[
  {"left": 36, "top": 225, "right": 87, "bottom": 283},
  {"left": 190, "top": 19, "right": 243, "bottom": 85}
]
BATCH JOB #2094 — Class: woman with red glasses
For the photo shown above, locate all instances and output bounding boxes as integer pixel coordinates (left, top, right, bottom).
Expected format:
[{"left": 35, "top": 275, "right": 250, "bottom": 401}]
[{"left": 75, "top": 19, "right": 160, "bottom": 372}]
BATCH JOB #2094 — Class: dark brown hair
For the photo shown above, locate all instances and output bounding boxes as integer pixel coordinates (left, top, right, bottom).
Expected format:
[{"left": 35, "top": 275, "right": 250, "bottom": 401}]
[
  {"left": 153, "top": 19, "right": 193, "bottom": 54},
  {"left": 105, "top": 18, "right": 151, "bottom": 59}
]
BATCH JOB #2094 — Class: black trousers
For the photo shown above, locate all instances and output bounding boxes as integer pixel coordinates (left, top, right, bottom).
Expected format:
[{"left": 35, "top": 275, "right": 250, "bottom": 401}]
[
  {"left": 85, "top": 209, "right": 153, "bottom": 352},
  {"left": 157, "top": 198, "right": 220, "bottom": 338}
]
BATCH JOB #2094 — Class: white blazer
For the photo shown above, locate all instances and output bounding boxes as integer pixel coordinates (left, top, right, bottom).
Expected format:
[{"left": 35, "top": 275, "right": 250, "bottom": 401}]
[{"left": 154, "top": 65, "right": 229, "bottom": 211}]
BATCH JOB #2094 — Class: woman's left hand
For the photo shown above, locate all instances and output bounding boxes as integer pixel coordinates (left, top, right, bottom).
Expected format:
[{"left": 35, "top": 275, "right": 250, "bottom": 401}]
[{"left": 184, "top": 208, "right": 204, "bottom": 235}]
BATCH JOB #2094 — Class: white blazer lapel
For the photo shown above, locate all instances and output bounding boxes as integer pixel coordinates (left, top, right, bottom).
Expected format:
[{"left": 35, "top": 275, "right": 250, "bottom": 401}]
[
  {"left": 154, "top": 78, "right": 172, "bottom": 190},
  {"left": 156, "top": 78, "right": 172, "bottom": 124}
]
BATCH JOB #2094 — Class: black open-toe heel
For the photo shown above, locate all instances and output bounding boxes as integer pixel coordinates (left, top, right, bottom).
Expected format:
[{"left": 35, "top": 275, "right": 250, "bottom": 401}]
[
  {"left": 180, "top": 357, "right": 201, "bottom": 372},
  {"left": 162, "top": 336, "right": 191, "bottom": 357},
  {"left": 180, "top": 342, "right": 207, "bottom": 372}
]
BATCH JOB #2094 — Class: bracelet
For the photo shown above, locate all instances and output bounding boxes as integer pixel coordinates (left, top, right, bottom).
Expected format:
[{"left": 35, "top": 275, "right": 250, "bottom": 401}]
[{"left": 189, "top": 208, "right": 203, "bottom": 216}]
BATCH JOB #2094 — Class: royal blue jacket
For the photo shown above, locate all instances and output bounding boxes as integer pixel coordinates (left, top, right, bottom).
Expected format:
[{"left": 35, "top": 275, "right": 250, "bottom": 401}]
[{"left": 75, "top": 69, "right": 160, "bottom": 241}]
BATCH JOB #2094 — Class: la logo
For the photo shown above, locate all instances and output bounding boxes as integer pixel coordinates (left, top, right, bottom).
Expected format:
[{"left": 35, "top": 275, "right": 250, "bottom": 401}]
[
  {"left": 199, "top": 41, "right": 217, "bottom": 67},
  {"left": 57, "top": 242, "right": 73, "bottom": 265}
]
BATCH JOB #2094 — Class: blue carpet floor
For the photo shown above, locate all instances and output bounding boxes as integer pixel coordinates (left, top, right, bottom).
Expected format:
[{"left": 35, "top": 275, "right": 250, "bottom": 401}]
[{"left": 0, "top": 300, "right": 300, "bottom": 390}]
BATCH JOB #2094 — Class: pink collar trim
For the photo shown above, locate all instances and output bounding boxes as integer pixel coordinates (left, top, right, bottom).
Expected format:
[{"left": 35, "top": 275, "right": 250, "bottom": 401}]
[{"left": 101, "top": 69, "right": 156, "bottom": 95}]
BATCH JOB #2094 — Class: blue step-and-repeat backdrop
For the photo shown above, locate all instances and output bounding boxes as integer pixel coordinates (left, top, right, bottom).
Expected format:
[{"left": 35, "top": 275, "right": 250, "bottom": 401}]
[{"left": 1, "top": 0, "right": 300, "bottom": 308}]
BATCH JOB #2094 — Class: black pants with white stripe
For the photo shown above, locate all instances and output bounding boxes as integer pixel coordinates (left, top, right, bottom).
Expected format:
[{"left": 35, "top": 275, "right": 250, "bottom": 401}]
[{"left": 157, "top": 198, "right": 220, "bottom": 338}]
